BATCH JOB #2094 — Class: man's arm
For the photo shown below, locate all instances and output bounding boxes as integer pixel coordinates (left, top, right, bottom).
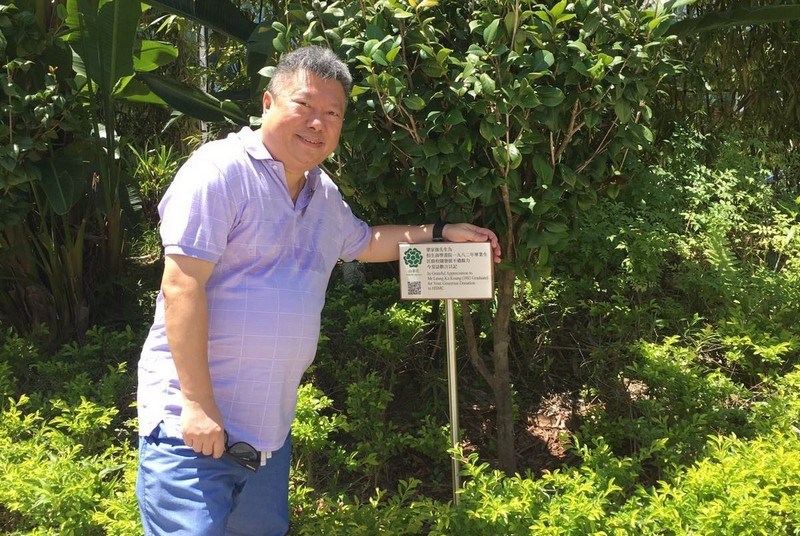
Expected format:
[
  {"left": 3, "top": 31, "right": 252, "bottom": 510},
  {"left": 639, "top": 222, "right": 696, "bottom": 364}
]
[
  {"left": 355, "top": 223, "right": 502, "bottom": 263},
  {"left": 162, "top": 253, "right": 225, "bottom": 458}
]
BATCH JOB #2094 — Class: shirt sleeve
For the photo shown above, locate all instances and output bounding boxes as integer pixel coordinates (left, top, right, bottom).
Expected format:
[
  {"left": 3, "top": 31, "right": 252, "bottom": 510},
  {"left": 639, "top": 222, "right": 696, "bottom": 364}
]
[
  {"left": 336, "top": 197, "right": 372, "bottom": 262},
  {"left": 158, "top": 153, "right": 238, "bottom": 264}
]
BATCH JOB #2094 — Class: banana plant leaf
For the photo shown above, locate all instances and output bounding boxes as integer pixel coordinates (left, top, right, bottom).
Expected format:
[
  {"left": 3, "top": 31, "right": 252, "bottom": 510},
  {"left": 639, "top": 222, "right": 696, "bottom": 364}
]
[
  {"left": 134, "top": 40, "right": 179, "bottom": 72},
  {"left": 36, "top": 152, "right": 92, "bottom": 215},
  {"left": 114, "top": 75, "right": 168, "bottom": 104},
  {"left": 65, "top": 0, "right": 142, "bottom": 95},
  {"left": 137, "top": 71, "right": 249, "bottom": 125},
  {"left": 144, "top": 0, "right": 257, "bottom": 43}
]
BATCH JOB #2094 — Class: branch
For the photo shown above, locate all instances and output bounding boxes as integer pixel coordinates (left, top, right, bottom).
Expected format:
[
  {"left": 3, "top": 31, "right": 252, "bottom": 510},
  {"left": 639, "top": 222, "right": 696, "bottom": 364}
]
[
  {"left": 554, "top": 98, "right": 585, "bottom": 163},
  {"left": 459, "top": 300, "right": 494, "bottom": 386},
  {"left": 500, "top": 184, "right": 516, "bottom": 261},
  {"left": 373, "top": 89, "right": 422, "bottom": 144},
  {"left": 577, "top": 119, "right": 617, "bottom": 173}
]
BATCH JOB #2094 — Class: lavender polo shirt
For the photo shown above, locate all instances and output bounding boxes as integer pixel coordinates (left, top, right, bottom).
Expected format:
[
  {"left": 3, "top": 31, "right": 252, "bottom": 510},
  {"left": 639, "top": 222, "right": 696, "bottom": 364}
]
[{"left": 137, "top": 127, "right": 371, "bottom": 451}]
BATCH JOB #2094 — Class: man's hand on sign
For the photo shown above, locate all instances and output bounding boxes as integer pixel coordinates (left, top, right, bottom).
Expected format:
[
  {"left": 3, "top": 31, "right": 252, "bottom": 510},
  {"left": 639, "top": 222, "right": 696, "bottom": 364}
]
[{"left": 441, "top": 223, "right": 502, "bottom": 263}]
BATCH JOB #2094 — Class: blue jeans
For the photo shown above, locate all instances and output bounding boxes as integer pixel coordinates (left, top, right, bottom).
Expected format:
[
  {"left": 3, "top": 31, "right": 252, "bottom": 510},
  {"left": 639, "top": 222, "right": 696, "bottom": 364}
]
[{"left": 136, "top": 423, "right": 291, "bottom": 536}]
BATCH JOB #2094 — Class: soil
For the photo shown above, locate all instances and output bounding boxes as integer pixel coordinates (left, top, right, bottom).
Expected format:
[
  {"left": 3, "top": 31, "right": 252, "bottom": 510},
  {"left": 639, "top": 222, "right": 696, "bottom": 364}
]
[{"left": 460, "top": 387, "right": 584, "bottom": 475}]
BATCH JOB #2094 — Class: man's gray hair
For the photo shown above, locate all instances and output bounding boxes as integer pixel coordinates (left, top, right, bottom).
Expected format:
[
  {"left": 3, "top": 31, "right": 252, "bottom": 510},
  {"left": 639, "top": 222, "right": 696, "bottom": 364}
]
[{"left": 268, "top": 45, "right": 352, "bottom": 98}]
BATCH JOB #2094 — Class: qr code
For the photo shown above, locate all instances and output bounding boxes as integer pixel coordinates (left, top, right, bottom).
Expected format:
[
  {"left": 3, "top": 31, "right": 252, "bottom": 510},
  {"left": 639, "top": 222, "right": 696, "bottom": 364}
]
[{"left": 407, "top": 281, "right": 422, "bottom": 296}]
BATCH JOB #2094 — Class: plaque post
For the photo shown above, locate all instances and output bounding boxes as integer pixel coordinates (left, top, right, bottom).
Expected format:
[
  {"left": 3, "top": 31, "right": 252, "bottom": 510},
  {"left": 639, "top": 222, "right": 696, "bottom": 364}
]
[
  {"left": 444, "top": 298, "right": 461, "bottom": 504},
  {"left": 398, "top": 242, "right": 494, "bottom": 506}
]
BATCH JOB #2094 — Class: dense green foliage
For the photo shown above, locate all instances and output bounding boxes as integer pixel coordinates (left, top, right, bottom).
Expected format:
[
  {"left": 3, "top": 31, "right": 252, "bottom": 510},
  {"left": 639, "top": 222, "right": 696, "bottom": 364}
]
[
  {"left": 1, "top": 131, "right": 800, "bottom": 534},
  {"left": 3, "top": 0, "right": 800, "bottom": 534},
  {"left": 668, "top": 1, "right": 800, "bottom": 141},
  {"left": 0, "top": 1, "right": 92, "bottom": 338},
  {"left": 0, "top": 0, "right": 180, "bottom": 341}
]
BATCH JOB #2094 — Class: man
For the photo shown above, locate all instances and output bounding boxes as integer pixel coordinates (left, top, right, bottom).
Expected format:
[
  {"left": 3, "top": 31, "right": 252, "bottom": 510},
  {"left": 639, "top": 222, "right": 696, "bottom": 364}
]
[{"left": 136, "top": 45, "right": 501, "bottom": 536}]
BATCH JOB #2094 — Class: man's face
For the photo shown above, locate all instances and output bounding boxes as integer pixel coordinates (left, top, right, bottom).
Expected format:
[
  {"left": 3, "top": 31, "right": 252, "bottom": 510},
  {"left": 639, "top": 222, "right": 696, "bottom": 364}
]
[{"left": 260, "top": 70, "right": 346, "bottom": 181}]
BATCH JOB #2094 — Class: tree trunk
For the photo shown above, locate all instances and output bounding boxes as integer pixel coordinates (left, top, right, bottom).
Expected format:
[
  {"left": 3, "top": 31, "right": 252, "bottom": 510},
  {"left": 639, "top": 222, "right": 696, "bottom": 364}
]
[{"left": 493, "top": 266, "right": 517, "bottom": 474}]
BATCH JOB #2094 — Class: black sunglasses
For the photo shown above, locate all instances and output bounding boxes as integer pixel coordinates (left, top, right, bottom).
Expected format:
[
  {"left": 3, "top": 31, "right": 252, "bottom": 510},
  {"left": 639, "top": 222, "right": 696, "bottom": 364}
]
[{"left": 223, "top": 431, "right": 259, "bottom": 472}]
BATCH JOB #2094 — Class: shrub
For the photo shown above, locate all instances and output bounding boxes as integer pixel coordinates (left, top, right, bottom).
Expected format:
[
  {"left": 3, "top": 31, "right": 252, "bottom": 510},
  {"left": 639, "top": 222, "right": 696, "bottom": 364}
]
[
  {"left": 0, "top": 395, "right": 132, "bottom": 535},
  {"left": 0, "top": 326, "right": 141, "bottom": 534}
]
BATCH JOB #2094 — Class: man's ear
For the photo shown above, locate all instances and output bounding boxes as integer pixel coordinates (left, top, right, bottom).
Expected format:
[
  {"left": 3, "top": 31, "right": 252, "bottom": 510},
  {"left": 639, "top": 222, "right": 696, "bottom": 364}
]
[{"left": 262, "top": 91, "right": 273, "bottom": 114}]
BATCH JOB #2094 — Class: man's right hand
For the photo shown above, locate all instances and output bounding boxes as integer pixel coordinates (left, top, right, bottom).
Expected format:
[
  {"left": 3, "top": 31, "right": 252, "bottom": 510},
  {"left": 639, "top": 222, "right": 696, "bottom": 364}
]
[
  {"left": 161, "top": 253, "right": 224, "bottom": 459},
  {"left": 181, "top": 399, "right": 226, "bottom": 459}
]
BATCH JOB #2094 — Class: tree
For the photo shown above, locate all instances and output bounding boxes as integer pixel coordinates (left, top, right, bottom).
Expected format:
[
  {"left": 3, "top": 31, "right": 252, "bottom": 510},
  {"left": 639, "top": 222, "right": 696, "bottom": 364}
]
[{"left": 302, "top": 0, "right": 681, "bottom": 473}]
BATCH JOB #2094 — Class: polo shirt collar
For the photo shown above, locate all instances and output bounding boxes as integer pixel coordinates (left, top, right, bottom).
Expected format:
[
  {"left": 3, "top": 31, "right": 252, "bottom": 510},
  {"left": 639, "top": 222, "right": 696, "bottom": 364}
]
[{"left": 239, "top": 127, "right": 321, "bottom": 190}]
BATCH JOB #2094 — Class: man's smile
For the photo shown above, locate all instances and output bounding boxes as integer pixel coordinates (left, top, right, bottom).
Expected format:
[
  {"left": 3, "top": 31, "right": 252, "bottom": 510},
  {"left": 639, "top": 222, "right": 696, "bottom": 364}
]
[{"left": 297, "top": 134, "right": 324, "bottom": 147}]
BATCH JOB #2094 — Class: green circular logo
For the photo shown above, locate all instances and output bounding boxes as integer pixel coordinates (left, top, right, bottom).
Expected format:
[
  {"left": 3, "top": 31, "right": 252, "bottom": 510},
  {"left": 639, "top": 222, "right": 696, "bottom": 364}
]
[{"left": 403, "top": 248, "right": 423, "bottom": 268}]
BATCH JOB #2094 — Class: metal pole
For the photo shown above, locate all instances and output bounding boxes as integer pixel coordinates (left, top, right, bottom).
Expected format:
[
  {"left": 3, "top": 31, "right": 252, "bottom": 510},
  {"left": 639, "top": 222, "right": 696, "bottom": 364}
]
[{"left": 445, "top": 298, "right": 461, "bottom": 504}]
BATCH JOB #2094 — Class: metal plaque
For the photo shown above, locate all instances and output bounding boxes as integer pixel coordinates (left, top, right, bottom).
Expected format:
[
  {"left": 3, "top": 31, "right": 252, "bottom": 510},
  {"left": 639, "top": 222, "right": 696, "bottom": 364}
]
[{"left": 399, "top": 242, "right": 494, "bottom": 300}]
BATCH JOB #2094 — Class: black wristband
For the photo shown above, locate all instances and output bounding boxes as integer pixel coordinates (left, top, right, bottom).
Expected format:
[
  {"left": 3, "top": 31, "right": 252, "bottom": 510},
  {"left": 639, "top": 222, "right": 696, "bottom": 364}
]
[{"left": 432, "top": 221, "right": 447, "bottom": 242}]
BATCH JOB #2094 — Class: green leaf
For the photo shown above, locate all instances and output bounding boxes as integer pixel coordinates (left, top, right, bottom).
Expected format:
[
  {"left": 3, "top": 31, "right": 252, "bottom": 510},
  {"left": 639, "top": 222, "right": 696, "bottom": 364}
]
[
  {"left": 541, "top": 230, "right": 560, "bottom": 246},
  {"left": 507, "top": 143, "right": 522, "bottom": 170},
  {"left": 247, "top": 23, "right": 279, "bottom": 55},
  {"left": 526, "top": 228, "right": 543, "bottom": 248},
  {"left": 272, "top": 33, "right": 287, "bottom": 53},
  {"left": 531, "top": 50, "right": 555, "bottom": 71},
  {"left": 567, "top": 40, "right": 588, "bottom": 54},
  {"left": 437, "top": 137, "right": 455, "bottom": 154},
  {"left": 137, "top": 72, "right": 248, "bottom": 124},
  {"left": 355, "top": 55, "right": 373, "bottom": 66},
  {"left": 424, "top": 156, "right": 441, "bottom": 176},
  {"left": 577, "top": 190, "right": 596, "bottom": 210},
  {"left": 480, "top": 73, "right": 496, "bottom": 94},
  {"left": 36, "top": 156, "right": 83, "bottom": 215},
  {"left": 445, "top": 109, "right": 465, "bottom": 125},
  {"left": 555, "top": 13, "right": 576, "bottom": 25},
  {"left": 423, "top": 139, "right": 439, "bottom": 157},
  {"left": 537, "top": 244, "right": 549, "bottom": 265},
  {"left": 583, "top": 13, "right": 601, "bottom": 35},
  {"left": 468, "top": 180, "right": 489, "bottom": 200},
  {"left": 648, "top": 15, "right": 669, "bottom": 32},
  {"left": 363, "top": 39, "right": 380, "bottom": 57},
  {"left": 491, "top": 145, "right": 507, "bottom": 167},
  {"left": 544, "top": 222, "right": 568, "bottom": 234},
  {"left": 467, "top": 44, "right": 487, "bottom": 57},
  {"left": 373, "top": 50, "right": 389, "bottom": 67},
  {"left": 550, "top": 0, "right": 567, "bottom": 19},
  {"left": 537, "top": 86, "right": 564, "bottom": 107},
  {"left": 560, "top": 165, "right": 577, "bottom": 188},
  {"left": 69, "top": 0, "right": 141, "bottom": 94},
  {"left": 534, "top": 10, "right": 551, "bottom": 24},
  {"left": 479, "top": 120, "right": 494, "bottom": 142},
  {"left": 519, "top": 88, "right": 541, "bottom": 108},
  {"left": 614, "top": 101, "right": 632, "bottom": 123},
  {"left": 145, "top": 0, "right": 257, "bottom": 43},
  {"left": 386, "top": 46, "right": 401, "bottom": 63},
  {"left": 133, "top": 40, "right": 178, "bottom": 72},
  {"left": 392, "top": 8, "right": 414, "bottom": 19},
  {"left": 114, "top": 75, "right": 167, "bottom": 104},
  {"left": 483, "top": 18, "right": 501, "bottom": 44},
  {"left": 533, "top": 155, "right": 553, "bottom": 185}
]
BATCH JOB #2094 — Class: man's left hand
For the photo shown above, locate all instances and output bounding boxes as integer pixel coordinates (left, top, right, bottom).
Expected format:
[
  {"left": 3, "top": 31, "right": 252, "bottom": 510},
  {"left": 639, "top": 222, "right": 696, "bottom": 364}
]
[{"left": 442, "top": 223, "right": 502, "bottom": 263}]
